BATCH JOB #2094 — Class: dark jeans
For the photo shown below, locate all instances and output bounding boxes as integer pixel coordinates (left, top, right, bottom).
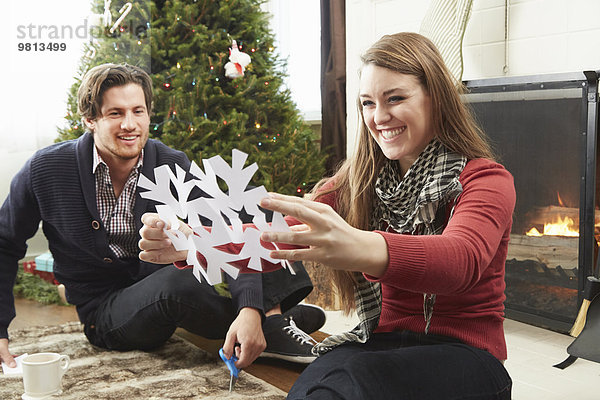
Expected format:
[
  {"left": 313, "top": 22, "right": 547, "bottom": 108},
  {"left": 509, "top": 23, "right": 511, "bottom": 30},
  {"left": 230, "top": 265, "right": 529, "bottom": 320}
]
[
  {"left": 84, "top": 263, "right": 312, "bottom": 350},
  {"left": 288, "top": 331, "right": 512, "bottom": 400}
]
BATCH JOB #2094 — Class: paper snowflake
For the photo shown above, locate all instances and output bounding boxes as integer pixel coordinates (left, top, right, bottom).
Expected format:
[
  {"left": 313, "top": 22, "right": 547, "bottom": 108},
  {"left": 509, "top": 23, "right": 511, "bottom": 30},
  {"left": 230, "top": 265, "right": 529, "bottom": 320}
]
[{"left": 138, "top": 149, "right": 293, "bottom": 285}]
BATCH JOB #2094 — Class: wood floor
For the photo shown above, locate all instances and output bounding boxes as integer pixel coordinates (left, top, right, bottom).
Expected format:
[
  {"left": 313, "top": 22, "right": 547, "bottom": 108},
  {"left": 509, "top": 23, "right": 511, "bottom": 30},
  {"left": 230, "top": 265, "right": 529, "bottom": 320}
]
[{"left": 11, "top": 297, "right": 325, "bottom": 393}]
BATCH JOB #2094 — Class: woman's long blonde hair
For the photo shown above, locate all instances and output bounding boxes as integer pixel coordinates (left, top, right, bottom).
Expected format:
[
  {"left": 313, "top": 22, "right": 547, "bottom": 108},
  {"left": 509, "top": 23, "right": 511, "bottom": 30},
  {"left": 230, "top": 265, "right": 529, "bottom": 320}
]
[{"left": 314, "top": 32, "right": 495, "bottom": 313}]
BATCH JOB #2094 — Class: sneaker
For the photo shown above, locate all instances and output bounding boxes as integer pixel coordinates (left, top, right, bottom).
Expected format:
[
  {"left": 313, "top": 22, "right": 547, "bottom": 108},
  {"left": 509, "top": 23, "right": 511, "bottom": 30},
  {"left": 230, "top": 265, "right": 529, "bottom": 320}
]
[
  {"left": 283, "top": 303, "right": 326, "bottom": 334},
  {"left": 260, "top": 315, "right": 318, "bottom": 364}
]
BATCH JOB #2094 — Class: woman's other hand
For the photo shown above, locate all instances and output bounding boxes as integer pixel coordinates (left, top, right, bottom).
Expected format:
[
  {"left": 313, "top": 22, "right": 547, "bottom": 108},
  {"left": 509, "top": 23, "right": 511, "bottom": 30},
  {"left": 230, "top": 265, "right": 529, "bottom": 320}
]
[{"left": 259, "top": 193, "right": 389, "bottom": 277}]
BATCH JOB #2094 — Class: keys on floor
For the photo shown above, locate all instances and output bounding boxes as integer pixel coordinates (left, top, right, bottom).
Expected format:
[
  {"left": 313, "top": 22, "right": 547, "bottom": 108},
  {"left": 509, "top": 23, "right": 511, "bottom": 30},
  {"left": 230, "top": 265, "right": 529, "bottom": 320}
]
[{"left": 219, "top": 347, "right": 240, "bottom": 392}]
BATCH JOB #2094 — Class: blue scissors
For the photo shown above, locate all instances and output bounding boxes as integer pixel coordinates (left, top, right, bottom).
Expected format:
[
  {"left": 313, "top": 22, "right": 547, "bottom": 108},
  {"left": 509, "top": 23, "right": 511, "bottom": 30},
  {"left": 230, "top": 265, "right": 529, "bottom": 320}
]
[{"left": 219, "top": 347, "right": 240, "bottom": 392}]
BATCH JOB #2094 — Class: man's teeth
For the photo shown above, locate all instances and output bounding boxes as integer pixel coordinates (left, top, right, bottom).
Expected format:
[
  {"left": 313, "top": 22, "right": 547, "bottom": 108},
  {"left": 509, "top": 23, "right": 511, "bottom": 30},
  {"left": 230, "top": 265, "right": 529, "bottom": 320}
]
[
  {"left": 120, "top": 136, "right": 137, "bottom": 140},
  {"left": 380, "top": 127, "right": 406, "bottom": 139}
]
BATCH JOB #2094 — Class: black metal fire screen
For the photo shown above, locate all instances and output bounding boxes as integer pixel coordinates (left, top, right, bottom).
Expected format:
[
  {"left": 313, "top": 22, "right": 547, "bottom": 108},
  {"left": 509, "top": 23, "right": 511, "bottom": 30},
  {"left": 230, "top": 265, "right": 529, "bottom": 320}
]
[{"left": 463, "top": 71, "right": 599, "bottom": 333}]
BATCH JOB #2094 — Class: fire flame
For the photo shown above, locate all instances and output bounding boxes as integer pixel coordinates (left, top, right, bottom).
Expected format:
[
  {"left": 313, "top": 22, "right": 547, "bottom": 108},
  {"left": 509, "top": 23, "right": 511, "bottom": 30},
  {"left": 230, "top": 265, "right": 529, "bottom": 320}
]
[
  {"left": 556, "top": 191, "right": 565, "bottom": 207},
  {"left": 525, "top": 192, "right": 600, "bottom": 241},
  {"left": 526, "top": 215, "right": 579, "bottom": 237}
]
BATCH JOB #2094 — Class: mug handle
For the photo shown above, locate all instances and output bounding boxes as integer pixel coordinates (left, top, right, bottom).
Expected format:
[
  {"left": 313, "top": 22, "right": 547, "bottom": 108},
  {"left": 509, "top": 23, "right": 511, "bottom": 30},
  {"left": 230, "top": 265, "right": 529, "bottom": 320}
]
[{"left": 59, "top": 355, "right": 70, "bottom": 376}]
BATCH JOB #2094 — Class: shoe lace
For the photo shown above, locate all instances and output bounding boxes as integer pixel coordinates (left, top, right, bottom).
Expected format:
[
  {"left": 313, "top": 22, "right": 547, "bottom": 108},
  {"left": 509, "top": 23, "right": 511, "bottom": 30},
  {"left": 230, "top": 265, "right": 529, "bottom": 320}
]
[{"left": 284, "top": 318, "right": 318, "bottom": 346}]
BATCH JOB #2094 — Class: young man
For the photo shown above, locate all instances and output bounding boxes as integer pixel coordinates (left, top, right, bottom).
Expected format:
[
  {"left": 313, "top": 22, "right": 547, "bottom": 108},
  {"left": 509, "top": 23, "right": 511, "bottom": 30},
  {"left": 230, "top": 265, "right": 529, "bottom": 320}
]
[{"left": 0, "top": 63, "right": 324, "bottom": 370}]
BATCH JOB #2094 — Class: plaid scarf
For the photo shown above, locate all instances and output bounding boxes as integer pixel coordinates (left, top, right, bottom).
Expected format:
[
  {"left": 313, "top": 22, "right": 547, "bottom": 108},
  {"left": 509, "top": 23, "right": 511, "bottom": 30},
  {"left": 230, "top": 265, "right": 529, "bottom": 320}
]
[{"left": 314, "top": 139, "right": 466, "bottom": 355}]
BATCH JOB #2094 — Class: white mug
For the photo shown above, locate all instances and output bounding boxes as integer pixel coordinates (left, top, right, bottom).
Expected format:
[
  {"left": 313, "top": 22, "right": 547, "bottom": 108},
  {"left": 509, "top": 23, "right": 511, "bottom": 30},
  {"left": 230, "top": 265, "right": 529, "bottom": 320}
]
[{"left": 22, "top": 352, "right": 70, "bottom": 398}]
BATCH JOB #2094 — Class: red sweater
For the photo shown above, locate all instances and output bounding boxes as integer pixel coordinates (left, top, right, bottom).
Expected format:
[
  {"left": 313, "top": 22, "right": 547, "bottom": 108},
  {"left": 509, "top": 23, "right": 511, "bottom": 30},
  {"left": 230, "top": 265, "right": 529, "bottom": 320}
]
[{"left": 301, "top": 159, "right": 515, "bottom": 360}]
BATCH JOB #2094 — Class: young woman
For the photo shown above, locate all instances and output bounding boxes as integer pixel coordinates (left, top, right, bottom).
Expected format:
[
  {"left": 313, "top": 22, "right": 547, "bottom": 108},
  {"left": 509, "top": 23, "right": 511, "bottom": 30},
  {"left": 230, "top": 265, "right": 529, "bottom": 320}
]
[{"left": 258, "top": 32, "right": 515, "bottom": 399}]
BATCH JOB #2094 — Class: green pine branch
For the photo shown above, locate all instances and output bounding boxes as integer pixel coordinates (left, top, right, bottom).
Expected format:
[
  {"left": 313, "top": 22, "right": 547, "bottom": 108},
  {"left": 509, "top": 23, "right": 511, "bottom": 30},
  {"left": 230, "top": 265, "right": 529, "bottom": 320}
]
[{"left": 14, "top": 267, "right": 67, "bottom": 306}]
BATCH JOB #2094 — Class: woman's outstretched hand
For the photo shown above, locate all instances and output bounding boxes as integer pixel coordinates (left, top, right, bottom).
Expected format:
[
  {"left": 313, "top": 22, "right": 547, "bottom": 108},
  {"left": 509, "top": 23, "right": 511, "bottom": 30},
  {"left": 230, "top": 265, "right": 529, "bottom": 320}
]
[
  {"left": 259, "top": 193, "right": 389, "bottom": 277},
  {"left": 139, "top": 213, "right": 190, "bottom": 264}
]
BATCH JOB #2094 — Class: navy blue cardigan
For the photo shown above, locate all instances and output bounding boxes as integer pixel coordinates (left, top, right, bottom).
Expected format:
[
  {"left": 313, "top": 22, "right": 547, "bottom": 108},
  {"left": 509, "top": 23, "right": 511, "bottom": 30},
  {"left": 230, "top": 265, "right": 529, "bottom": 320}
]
[{"left": 0, "top": 133, "right": 263, "bottom": 339}]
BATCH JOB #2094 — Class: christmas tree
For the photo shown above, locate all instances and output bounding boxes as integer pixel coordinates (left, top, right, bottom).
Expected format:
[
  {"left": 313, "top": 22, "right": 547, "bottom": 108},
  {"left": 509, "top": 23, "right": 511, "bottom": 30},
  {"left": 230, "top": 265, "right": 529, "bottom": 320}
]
[{"left": 57, "top": 0, "right": 327, "bottom": 195}]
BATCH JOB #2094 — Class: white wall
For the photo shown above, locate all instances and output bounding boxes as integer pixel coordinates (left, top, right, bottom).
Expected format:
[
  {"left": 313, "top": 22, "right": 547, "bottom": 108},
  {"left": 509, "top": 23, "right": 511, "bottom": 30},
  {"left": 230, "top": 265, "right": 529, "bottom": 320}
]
[
  {"left": 2, "top": 1, "right": 95, "bottom": 256},
  {"left": 345, "top": 0, "right": 600, "bottom": 155},
  {"left": 263, "top": 0, "right": 322, "bottom": 121},
  {"left": 1, "top": 1, "right": 91, "bottom": 202}
]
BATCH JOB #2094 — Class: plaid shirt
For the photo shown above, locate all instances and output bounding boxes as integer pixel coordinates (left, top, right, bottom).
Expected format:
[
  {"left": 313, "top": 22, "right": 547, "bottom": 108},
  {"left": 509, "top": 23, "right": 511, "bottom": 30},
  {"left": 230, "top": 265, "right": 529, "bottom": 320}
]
[{"left": 93, "top": 147, "right": 143, "bottom": 259}]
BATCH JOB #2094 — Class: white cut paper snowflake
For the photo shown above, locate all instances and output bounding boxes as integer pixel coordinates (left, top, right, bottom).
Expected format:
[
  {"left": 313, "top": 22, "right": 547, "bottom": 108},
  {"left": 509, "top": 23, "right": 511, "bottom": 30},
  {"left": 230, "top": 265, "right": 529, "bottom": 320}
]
[{"left": 138, "top": 149, "right": 293, "bottom": 285}]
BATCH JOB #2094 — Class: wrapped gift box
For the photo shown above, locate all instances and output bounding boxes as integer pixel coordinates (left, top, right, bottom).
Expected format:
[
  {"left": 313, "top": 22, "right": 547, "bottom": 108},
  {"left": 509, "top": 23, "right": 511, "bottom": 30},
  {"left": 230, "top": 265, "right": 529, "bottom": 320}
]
[{"left": 34, "top": 252, "right": 54, "bottom": 272}]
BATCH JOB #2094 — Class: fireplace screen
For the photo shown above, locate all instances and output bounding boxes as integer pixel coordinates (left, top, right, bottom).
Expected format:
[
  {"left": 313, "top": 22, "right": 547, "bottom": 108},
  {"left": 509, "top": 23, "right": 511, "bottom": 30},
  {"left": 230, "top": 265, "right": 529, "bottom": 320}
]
[{"left": 464, "top": 71, "right": 599, "bottom": 332}]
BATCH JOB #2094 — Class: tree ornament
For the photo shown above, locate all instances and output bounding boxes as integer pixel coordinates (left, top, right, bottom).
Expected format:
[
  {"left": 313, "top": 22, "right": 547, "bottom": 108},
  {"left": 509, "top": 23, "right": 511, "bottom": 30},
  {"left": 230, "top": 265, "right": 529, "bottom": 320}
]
[
  {"left": 109, "top": 2, "right": 133, "bottom": 34},
  {"left": 103, "top": 0, "right": 113, "bottom": 27},
  {"left": 86, "top": 0, "right": 111, "bottom": 37},
  {"left": 224, "top": 39, "right": 251, "bottom": 79},
  {"left": 162, "top": 74, "right": 175, "bottom": 91}
]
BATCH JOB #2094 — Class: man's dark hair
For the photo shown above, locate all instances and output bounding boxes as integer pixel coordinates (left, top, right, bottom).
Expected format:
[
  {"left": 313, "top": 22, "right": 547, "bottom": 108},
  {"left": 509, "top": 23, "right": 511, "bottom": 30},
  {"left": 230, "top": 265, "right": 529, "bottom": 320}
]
[{"left": 77, "top": 63, "right": 153, "bottom": 121}]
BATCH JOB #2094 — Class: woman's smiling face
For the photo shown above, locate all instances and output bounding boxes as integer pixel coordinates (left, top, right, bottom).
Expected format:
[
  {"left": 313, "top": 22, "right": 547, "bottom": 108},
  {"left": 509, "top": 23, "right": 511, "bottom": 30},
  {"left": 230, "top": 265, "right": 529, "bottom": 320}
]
[{"left": 359, "top": 64, "right": 435, "bottom": 174}]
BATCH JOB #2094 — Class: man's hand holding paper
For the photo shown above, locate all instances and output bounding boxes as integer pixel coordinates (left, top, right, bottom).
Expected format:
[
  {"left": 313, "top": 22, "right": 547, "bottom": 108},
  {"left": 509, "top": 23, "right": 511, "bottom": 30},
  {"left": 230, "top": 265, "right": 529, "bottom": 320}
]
[{"left": 139, "top": 213, "right": 190, "bottom": 264}]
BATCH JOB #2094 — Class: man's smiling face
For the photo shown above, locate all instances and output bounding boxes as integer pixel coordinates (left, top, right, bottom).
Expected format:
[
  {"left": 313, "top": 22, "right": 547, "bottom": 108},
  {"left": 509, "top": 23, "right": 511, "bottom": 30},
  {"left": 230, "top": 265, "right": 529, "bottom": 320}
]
[{"left": 85, "top": 83, "right": 150, "bottom": 169}]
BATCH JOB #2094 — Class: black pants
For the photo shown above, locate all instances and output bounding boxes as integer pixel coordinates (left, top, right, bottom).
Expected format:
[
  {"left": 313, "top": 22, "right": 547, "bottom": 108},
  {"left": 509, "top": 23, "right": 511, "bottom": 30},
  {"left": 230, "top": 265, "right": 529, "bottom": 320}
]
[
  {"left": 288, "top": 331, "right": 512, "bottom": 400},
  {"left": 84, "top": 263, "right": 312, "bottom": 350}
]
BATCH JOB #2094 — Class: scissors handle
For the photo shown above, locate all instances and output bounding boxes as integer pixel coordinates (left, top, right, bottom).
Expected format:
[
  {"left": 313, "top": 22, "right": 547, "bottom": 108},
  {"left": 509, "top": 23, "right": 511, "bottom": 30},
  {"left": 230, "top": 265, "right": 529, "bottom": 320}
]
[{"left": 219, "top": 347, "right": 240, "bottom": 378}]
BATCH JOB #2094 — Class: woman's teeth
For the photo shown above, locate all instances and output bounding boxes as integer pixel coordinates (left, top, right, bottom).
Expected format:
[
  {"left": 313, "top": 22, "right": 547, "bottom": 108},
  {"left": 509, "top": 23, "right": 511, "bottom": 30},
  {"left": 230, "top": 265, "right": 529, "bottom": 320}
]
[{"left": 380, "top": 126, "right": 406, "bottom": 139}]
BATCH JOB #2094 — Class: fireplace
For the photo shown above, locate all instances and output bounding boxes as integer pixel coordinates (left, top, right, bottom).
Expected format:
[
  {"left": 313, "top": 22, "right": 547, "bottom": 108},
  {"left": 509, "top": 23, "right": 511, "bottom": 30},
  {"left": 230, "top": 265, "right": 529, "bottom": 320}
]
[{"left": 463, "top": 71, "right": 600, "bottom": 333}]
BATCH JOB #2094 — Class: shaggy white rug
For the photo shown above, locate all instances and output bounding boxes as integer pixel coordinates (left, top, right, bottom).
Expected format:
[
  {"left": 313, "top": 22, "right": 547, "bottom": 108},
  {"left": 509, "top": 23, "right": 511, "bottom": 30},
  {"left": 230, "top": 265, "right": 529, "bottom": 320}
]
[{"left": 0, "top": 322, "right": 286, "bottom": 400}]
